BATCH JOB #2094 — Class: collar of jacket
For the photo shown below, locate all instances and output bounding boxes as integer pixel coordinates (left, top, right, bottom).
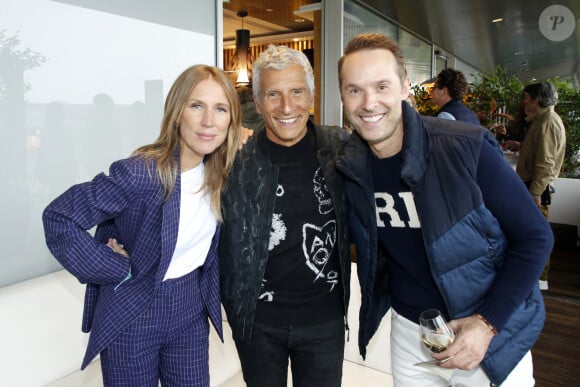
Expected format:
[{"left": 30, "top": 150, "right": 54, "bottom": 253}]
[
  {"left": 528, "top": 105, "right": 555, "bottom": 122},
  {"left": 399, "top": 102, "right": 432, "bottom": 190}
]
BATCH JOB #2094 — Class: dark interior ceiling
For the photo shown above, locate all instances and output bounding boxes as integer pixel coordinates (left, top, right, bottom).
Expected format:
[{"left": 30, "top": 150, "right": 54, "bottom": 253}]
[{"left": 223, "top": 0, "right": 580, "bottom": 84}]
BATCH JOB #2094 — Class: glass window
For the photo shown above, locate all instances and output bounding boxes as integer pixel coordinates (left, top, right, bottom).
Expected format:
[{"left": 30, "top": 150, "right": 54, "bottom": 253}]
[
  {"left": 0, "top": 0, "right": 217, "bottom": 287},
  {"left": 455, "top": 59, "right": 480, "bottom": 83},
  {"left": 343, "top": 1, "right": 397, "bottom": 45},
  {"left": 399, "top": 29, "right": 432, "bottom": 86},
  {"left": 343, "top": 0, "right": 432, "bottom": 86}
]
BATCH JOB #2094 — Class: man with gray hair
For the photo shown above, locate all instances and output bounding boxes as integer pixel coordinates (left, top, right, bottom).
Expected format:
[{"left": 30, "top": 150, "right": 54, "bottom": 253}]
[
  {"left": 506, "top": 81, "right": 566, "bottom": 290},
  {"left": 219, "top": 44, "right": 351, "bottom": 387}
]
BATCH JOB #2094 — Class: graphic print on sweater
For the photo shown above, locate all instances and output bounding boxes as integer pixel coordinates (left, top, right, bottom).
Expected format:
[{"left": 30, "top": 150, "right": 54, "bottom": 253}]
[
  {"left": 313, "top": 168, "right": 333, "bottom": 214},
  {"left": 302, "top": 219, "right": 338, "bottom": 290},
  {"left": 258, "top": 278, "right": 275, "bottom": 302},
  {"left": 269, "top": 185, "right": 287, "bottom": 250},
  {"left": 260, "top": 167, "right": 338, "bottom": 302},
  {"left": 374, "top": 191, "right": 421, "bottom": 228}
]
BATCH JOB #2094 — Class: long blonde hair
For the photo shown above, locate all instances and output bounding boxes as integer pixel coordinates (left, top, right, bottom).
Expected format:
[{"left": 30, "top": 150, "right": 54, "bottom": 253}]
[{"left": 134, "top": 64, "right": 242, "bottom": 221}]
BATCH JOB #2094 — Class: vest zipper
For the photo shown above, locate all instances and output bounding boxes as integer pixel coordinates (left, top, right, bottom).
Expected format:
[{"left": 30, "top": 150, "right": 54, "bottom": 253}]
[{"left": 488, "top": 243, "right": 496, "bottom": 265}]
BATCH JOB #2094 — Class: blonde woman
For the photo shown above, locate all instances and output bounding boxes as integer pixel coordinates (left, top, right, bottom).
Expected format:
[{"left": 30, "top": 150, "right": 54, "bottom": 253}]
[{"left": 43, "top": 64, "right": 241, "bottom": 386}]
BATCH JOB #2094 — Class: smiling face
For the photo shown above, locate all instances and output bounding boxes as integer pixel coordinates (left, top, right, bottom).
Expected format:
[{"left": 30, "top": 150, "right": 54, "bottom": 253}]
[
  {"left": 340, "top": 48, "right": 409, "bottom": 158},
  {"left": 178, "top": 77, "right": 231, "bottom": 171},
  {"left": 255, "top": 63, "right": 313, "bottom": 147}
]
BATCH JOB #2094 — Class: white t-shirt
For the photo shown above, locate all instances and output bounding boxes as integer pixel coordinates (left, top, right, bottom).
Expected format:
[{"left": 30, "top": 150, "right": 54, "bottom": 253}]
[{"left": 163, "top": 163, "right": 217, "bottom": 280}]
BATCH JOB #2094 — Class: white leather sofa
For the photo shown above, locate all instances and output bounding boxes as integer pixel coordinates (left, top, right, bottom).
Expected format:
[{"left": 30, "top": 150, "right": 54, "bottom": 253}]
[{"left": 1, "top": 264, "right": 393, "bottom": 386}]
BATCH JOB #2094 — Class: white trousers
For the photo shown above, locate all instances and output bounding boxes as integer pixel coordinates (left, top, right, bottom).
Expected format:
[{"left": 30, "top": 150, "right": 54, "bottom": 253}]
[{"left": 390, "top": 309, "right": 534, "bottom": 387}]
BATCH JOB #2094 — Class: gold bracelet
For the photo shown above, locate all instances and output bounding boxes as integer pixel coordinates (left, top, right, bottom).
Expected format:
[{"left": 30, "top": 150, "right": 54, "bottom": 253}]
[{"left": 474, "top": 313, "right": 499, "bottom": 336}]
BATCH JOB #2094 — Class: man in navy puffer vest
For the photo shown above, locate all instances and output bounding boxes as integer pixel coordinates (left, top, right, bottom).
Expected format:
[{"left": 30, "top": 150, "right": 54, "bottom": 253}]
[{"left": 336, "top": 33, "right": 552, "bottom": 387}]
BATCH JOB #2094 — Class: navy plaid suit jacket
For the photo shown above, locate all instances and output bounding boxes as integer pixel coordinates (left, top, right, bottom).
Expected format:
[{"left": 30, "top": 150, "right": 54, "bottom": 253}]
[{"left": 42, "top": 155, "right": 223, "bottom": 369}]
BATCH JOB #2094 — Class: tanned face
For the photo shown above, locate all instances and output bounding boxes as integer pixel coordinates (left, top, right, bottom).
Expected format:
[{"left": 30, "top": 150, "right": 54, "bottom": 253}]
[
  {"left": 340, "top": 48, "right": 410, "bottom": 158},
  {"left": 255, "top": 63, "right": 313, "bottom": 147}
]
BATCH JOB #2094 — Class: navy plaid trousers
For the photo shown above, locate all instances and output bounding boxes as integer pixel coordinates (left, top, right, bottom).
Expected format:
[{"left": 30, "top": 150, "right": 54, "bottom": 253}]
[{"left": 100, "top": 268, "right": 210, "bottom": 386}]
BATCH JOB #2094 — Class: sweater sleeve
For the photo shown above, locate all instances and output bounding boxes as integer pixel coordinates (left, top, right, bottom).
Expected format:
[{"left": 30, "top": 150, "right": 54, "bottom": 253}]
[{"left": 475, "top": 139, "right": 553, "bottom": 330}]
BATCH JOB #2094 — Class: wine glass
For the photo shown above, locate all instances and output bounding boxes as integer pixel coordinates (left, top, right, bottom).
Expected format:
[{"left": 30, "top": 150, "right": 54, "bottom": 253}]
[
  {"left": 420, "top": 309, "right": 455, "bottom": 353},
  {"left": 419, "top": 309, "right": 457, "bottom": 386}
]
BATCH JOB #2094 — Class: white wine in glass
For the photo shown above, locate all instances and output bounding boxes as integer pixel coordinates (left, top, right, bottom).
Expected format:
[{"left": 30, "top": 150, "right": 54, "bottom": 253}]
[
  {"left": 419, "top": 309, "right": 458, "bottom": 387},
  {"left": 419, "top": 309, "right": 455, "bottom": 353},
  {"left": 422, "top": 331, "right": 454, "bottom": 353}
]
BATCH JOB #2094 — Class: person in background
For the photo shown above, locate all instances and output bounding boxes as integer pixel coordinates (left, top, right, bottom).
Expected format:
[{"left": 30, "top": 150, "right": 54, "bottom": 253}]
[
  {"left": 219, "top": 44, "right": 350, "bottom": 387},
  {"left": 42, "top": 64, "right": 242, "bottom": 386},
  {"left": 237, "top": 84, "right": 266, "bottom": 133},
  {"left": 494, "top": 99, "right": 530, "bottom": 146},
  {"left": 336, "top": 32, "right": 553, "bottom": 387},
  {"left": 431, "top": 68, "right": 480, "bottom": 125},
  {"left": 504, "top": 82, "right": 566, "bottom": 291}
]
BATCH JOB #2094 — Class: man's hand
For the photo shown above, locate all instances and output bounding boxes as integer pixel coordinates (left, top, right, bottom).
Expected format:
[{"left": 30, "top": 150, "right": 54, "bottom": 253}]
[
  {"left": 432, "top": 315, "right": 495, "bottom": 370},
  {"left": 502, "top": 140, "right": 520, "bottom": 151},
  {"left": 239, "top": 127, "right": 254, "bottom": 148}
]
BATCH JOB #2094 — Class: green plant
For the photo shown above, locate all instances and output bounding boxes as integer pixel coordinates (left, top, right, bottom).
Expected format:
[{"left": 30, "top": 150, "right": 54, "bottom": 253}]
[
  {"left": 466, "top": 65, "right": 524, "bottom": 127},
  {"left": 551, "top": 78, "right": 580, "bottom": 178},
  {"left": 467, "top": 67, "right": 580, "bottom": 178},
  {"left": 412, "top": 65, "right": 580, "bottom": 178},
  {"left": 410, "top": 84, "right": 437, "bottom": 116}
]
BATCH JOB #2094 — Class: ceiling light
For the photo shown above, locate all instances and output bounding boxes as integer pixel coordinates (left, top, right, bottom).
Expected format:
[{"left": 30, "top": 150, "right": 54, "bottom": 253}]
[
  {"left": 492, "top": 18, "right": 503, "bottom": 23},
  {"left": 233, "top": 10, "right": 251, "bottom": 86}
]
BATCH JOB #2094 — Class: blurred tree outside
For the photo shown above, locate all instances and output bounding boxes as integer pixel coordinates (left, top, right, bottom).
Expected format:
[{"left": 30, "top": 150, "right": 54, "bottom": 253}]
[{"left": 0, "top": 29, "right": 46, "bottom": 104}]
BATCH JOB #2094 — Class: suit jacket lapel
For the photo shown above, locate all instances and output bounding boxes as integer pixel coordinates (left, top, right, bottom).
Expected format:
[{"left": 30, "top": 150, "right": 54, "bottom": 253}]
[{"left": 156, "top": 166, "right": 181, "bottom": 284}]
